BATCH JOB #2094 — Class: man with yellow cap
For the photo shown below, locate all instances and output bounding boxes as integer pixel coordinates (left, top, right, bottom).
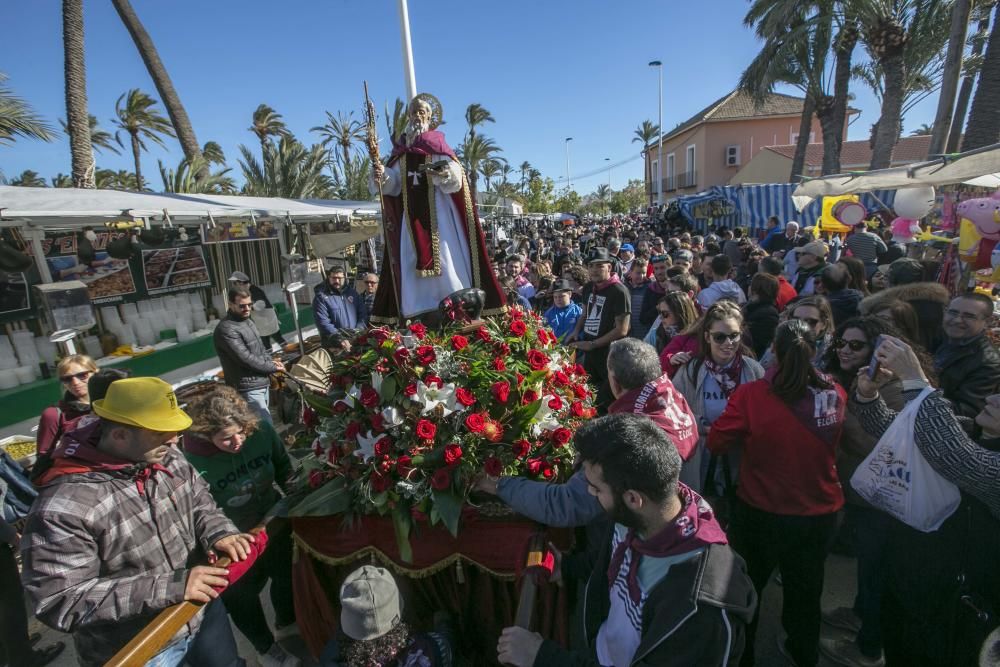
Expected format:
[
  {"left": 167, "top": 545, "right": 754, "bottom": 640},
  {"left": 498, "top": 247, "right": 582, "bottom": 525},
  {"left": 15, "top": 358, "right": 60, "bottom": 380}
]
[{"left": 20, "top": 377, "right": 254, "bottom": 667}]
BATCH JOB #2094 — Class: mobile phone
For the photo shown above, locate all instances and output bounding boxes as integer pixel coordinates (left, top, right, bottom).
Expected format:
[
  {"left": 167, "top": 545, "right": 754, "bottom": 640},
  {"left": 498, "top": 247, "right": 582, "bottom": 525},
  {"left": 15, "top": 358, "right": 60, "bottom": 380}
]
[{"left": 867, "top": 335, "right": 884, "bottom": 379}]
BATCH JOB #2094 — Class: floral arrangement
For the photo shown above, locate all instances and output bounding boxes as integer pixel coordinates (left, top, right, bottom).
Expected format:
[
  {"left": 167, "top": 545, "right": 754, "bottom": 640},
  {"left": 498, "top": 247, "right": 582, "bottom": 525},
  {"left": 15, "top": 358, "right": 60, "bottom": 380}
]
[{"left": 292, "top": 307, "right": 596, "bottom": 561}]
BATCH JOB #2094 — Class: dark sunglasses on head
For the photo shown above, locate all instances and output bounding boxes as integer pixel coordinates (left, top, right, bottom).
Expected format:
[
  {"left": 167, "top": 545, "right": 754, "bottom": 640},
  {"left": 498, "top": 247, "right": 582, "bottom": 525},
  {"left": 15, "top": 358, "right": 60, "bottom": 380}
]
[
  {"left": 832, "top": 338, "right": 868, "bottom": 351},
  {"left": 60, "top": 370, "right": 92, "bottom": 383},
  {"left": 710, "top": 332, "right": 741, "bottom": 344}
]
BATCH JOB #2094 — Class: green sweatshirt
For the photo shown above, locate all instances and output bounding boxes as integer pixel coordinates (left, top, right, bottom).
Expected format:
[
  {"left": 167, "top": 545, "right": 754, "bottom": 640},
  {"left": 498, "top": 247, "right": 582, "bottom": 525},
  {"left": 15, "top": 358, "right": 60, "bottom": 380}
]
[{"left": 182, "top": 421, "right": 294, "bottom": 531}]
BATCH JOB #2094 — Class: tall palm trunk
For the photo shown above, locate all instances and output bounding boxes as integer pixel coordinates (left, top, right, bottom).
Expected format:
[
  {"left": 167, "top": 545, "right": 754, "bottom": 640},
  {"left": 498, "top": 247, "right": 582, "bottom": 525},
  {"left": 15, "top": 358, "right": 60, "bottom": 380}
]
[
  {"left": 826, "top": 20, "right": 858, "bottom": 174},
  {"left": 340, "top": 141, "right": 351, "bottom": 173},
  {"left": 62, "top": 0, "right": 94, "bottom": 188},
  {"left": 111, "top": 0, "right": 203, "bottom": 165},
  {"left": 130, "top": 132, "right": 143, "bottom": 190},
  {"left": 790, "top": 96, "right": 815, "bottom": 182},
  {"left": 929, "top": 0, "right": 972, "bottom": 155},
  {"left": 643, "top": 151, "right": 652, "bottom": 204},
  {"left": 962, "top": 3, "right": 1000, "bottom": 151},
  {"left": 948, "top": 12, "right": 991, "bottom": 152},
  {"left": 870, "top": 53, "right": 906, "bottom": 169}
]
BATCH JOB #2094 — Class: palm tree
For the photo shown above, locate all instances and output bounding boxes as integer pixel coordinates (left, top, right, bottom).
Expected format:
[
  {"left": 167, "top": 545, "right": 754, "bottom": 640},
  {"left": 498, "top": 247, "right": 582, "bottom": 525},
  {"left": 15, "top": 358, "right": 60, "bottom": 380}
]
[
  {"left": 111, "top": 0, "right": 203, "bottom": 165},
  {"left": 249, "top": 104, "right": 290, "bottom": 158},
  {"left": 59, "top": 114, "right": 119, "bottom": 154},
  {"left": 238, "top": 136, "right": 333, "bottom": 199},
  {"left": 457, "top": 134, "right": 503, "bottom": 201},
  {"left": 113, "top": 89, "right": 175, "bottom": 190},
  {"left": 479, "top": 157, "right": 506, "bottom": 193},
  {"left": 10, "top": 170, "right": 47, "bottom": 187},
  {"left": 948, "top": 4, "right": 992, "bottom": 151},
  {"left": 856, "top": 0, "right": 953, "bottom": 169},
  {"left": 384, "top": 97, "right": 407, "bottom": 143},
  {"left": 62, "top": 0, "right": 94, "bottom": 188},
  {"left": 51, "top": 173, "right": 73, "bottom": 187},
  {"left": 499, "top": 161, "right": 514, "bottom": 190},
  {"left": 465, "top": 103, "right": 495, "bottom": 145},
  {"left": 963, "top": 1, "right": 1000, "bottom": 150},
  {"left": 632, "top": 119, "right": 661, "bottom": 200},
  {"left": 311, "top": 111, "right": 365, "bottom": 170},
  {"left": 929, "top": 0, "right": 973, "bottom": 154},
  {"left": 911, "top": 122, "right": 935, "bottom": 135},
  {"left": 519, "top": 161, "right": 532, "bottom": 196},
  {"left": 201, "top": 140, "right": 226, "bottom": 165},
  {"left": 331, "top": 154, "right": 373, "bottom": 201},
  {"left": 595, "top": 183, "right": 612, "bottom": 212},
  {"left": 0, "top": 72, "right": 55, "bottom": 145},
  {"left": 159, "top": 156, "right": 235, "bottom": 194}
]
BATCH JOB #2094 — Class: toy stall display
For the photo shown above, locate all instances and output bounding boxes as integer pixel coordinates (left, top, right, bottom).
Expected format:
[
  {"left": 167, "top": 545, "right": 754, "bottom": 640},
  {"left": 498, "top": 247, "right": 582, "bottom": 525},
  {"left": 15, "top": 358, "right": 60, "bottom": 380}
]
[{"left": 890, "top": 186, "right": 937, "bottom": 244}]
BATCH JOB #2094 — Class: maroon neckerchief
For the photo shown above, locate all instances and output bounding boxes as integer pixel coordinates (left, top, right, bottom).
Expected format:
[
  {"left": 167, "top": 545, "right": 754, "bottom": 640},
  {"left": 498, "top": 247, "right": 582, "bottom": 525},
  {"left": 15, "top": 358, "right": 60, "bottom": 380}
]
[
  {"left": 703, "top": 352, "right": 745, "bottom": 398},
  {"left": 607, "top": 483, "right": 728, "bottom": 606},
  {"left": 590, "top": 274, "right": 622, "bottom": 293}
]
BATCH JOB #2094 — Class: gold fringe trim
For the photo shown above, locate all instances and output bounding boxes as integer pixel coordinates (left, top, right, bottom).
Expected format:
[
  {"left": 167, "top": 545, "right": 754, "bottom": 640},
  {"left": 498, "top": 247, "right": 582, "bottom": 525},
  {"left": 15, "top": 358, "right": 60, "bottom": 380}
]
[
  {"left": 369, "top": 313, "right": 402, "bottom": 326},
  {"left": 293, "top": 532, "right": 517, "bottom": 581},
  {"left": 460, "top": 170, "right": 482, "bottom": 289}
]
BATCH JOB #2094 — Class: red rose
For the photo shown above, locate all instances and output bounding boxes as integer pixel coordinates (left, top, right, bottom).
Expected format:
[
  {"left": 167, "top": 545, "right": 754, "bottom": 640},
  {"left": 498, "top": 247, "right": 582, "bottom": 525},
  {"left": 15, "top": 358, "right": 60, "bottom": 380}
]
[
  {"left": 527, "top": 350, "right": 550, "bottom": 371},
  {"left": 303, "top": 406, "right": 318, "bottom": 428},
  {"left": 370, "top": 328, "right": 390, "bottom": 345},
  {"left": 496, "top": 342, "right": 512, "bottom": 355},
  {"left": 396, "top": 455, "right": 413, "bottom": 476},
  {"left": 516, "top": 372, "right": 525, "bottom": 386},
  {"left": 455, "top": 387, "right": 477, "bottom": 407},
  {"left": 431, "top": 467, "right": 452, "bottom": 490},
  {"left": 360, "top": 386, "right": 380, "bottom": 408},
  {"left": 553, "top": 371, "right": 570, "bottom": 386},
  {"left": 415, "top": 345, "right": 436, "bottom": 365},
  {"left": 464, "top": 413, "right": 486, "bottom": 433},
  {"left": 393, "top": 348, "right": 411, "bottom": 365},
  {"left": 333, "top": 401, "right": 349, "bottom": 414},
  {"left": 571, "top": 400, "right": 586, "bottom": 418},
  {"left": 444, "top": 443, "right": 463, "bottom": 465},
  {"left": 573, "top": 384, "right": 589, "bottom": 400},
  {"left": 510, "top": 319, "right": 527, "bottom": 336},
  {"left": 408, "top": 322, "right": 428, "bottom": 340},
  {"left": 451, "top": 335, "right": 469, "bottom": 351},
  {"left": 404, "top": 383, "right": 418, "bottom": 397},
  {"left": 476, "top": 326, "right": 492, "bottom": 342},
  {"left": 370, "top": 412, "right": 385, "bottom": 432},
  {"left": 424, "top": 375, "right": 443, "bottom": 388},
  {"left": 551, "top": 427, "right": 573, "bottom": 446},
  {"left": 527, "top": 457, "right": 543, "bottom": 476},
  {"left": 415, "top": 419, "right": 437, "bottom": 440},
  {"left": 308, "top": 470, "right": 325, "bottom": 489},
  {"left": 512, "top": 439, "right": 532, "bottom": 459},
  {"left": 522, "top": 389, "right": 539, "bottom": 405},
  {"left": 370, "top": 472, "right": 391, "bottom": 493},
  {"left": 492, "top": 357, "right": 507, "bottom": 372},
  {"left": 548, "top": 395, "right": 563, "bottom": 411},
  {"left": 345, "top": 421, "right": 362, "bottom": 440},
  {"left": 542, "top": 464, "right": 555, "bottom": 480},
  {"left": 374, "top": 436, "right": 392, "bottom": 457},
  {"left": 491, "top": 381, "right": 511, "bottom": 404},
  {"left": 537, "top": 329, "right": 552, "bottom": 345},
  {"left": 484, "top": 457, "right": 503, "bottom": 477},
  {"left": 411, "top": 506, "right": 428, "bottom": 521},
  {"left": 511, "top": 308, "right": 524, "bottom": 320}
]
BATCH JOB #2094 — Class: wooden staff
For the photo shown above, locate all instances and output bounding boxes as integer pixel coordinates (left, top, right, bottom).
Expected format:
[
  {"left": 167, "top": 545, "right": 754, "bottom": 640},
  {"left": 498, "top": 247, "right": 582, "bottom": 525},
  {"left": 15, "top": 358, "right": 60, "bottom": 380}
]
[{"left": 512, "top": 532, "right": 548, "bottom": 630}]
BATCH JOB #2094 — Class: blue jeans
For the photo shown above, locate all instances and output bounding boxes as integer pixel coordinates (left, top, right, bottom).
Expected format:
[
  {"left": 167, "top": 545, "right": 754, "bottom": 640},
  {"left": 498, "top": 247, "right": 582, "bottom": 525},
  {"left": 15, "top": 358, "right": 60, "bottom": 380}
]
[
  {"left": 144, "top": 599, "right": 245, "bottom": 667},
  {"left": 241, "top": 387, "right": 272, "bottom": 424}
]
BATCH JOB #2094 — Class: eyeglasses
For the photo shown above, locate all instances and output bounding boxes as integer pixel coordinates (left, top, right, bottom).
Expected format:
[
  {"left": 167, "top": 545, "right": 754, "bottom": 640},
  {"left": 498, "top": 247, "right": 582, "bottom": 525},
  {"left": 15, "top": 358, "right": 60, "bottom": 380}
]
[
  {"left": 793, "top": 316, "right": 821, "bottom": 328},
  {"left": 710, "top": 332, "right": 741, "bottom": 344},
  {"left": 60, "top": 370, "right": 92, "bottom": 384},
  {"left": 235, "top": 303, "right": 253, "bottom": 310},
  {"left": 364, "top": 281, "right": 378, "bottom": 285},
  {"left": 832, "top": 338, "right": 868, "bottom": 351},
  {"left": 945, "top": 308, "right": 983, "bottom": 322}
]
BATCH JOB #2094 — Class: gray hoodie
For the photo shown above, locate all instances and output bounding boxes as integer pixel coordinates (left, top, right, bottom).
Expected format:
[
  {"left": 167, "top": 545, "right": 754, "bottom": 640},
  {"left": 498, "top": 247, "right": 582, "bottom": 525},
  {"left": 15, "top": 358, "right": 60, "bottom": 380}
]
[{"left": 696, "top": 279, "right": 747, "bottom": 309}]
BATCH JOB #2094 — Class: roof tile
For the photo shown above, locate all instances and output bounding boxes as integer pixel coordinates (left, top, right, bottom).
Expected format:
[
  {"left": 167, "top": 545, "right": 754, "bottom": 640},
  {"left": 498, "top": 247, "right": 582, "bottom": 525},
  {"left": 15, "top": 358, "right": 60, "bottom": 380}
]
[{"left": 764, "top": 135, "right": 932, "bottom": 168}]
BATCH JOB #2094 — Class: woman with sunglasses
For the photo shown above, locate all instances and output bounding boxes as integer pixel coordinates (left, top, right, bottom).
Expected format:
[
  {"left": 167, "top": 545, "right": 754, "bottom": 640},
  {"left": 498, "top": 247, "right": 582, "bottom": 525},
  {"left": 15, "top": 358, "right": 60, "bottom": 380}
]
[
  {"left": 648, "top": 290, "right": 699, "bottom": 354},
  {"left": 708, "top": 320, "right": 847, "bottom": 667},
  {"left": 35, "top": 354, "right": 98, "bottom": 466},
  {"left": 672, "top": 300, "right": 765, "bottom": 493}
]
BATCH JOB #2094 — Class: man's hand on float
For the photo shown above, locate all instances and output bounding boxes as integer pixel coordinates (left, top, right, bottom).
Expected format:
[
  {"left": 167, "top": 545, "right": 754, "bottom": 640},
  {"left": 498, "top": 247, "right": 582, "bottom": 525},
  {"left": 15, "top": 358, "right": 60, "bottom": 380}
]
[
  {"left": 340, "top": 340, "right": 352, "bottom": 352},
  {"left": 472, "top": 473, "right": 499, "bottom": 495},
  {"left": 184, "top": 565, "right": 230, "bottom": 603},
  {"left": 213, "top": 533, "right": 254, "bottom": 562},
  {"left": 564, "top": 331, "right": 578, "bottom": 344},
  {"left": 548, "top": 541, "right": 563, "bottom": 586},
  {"left": 497, "top": 626, "right": 543, "bottom": 667}
]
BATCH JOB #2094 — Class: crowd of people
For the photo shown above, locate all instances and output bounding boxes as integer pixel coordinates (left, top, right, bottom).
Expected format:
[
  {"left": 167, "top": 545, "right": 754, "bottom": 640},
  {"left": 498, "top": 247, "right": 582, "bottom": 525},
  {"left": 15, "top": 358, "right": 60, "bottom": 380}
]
[{"left": 2, "top": 210, "right": 1000, "bottom": 667}]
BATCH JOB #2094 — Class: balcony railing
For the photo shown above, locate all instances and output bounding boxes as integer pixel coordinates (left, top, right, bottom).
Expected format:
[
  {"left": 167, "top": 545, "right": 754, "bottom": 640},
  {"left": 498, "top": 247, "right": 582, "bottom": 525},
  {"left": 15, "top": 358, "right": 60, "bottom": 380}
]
[{"left": 647, "top": 172, "right": 698, "bottom": 196}]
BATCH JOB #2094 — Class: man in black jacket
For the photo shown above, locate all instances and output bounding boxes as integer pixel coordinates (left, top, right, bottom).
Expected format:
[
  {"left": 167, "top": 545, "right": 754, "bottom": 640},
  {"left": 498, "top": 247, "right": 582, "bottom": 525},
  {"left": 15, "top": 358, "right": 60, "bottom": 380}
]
[
  {"left": 935, "top": 293, "right": 1000, "bottom": 418},
  {"left": 213, "top": 286, "right": 285, "bottom": 423},
  {"left": 497, "top": 414, "right": 756, "bottom": 667}
]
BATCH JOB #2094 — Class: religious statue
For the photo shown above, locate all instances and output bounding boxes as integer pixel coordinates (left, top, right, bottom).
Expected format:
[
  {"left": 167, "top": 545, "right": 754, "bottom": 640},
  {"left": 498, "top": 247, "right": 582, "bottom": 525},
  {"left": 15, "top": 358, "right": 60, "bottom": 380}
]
[{"left": 367, "top": 93, "right": 505, "bottom": 324}]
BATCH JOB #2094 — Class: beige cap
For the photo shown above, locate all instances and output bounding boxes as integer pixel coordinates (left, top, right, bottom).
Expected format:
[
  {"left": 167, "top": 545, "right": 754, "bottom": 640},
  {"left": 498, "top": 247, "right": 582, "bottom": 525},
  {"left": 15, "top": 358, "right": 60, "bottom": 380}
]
[
  {"left": 800, "top": 240, "right": 829, "bottom": 258},
  {"left": 339, "top": 565, "right": 401, "bottom": 641}
]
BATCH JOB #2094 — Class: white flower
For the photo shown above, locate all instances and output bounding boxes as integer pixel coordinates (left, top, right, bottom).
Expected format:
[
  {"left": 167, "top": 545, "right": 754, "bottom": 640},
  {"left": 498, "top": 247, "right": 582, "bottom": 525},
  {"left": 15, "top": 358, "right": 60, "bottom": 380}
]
[
  {"left": 355, "top": 430, "right": 380, "bottom": 462},
  {"left": 411, "top": 380, "right": 459, "bottom": 416},
  {"left": 381, "top": 405, "right": 404, "bottom": 428},
  {"left": 370, "top": 371, "right": 385, "bottom": 395},
  {"left": 533, "top": 394, "right": 561, "bottom": 431},
  {"left": 334, "top": 384, "right": 362, "bottom": 411}
]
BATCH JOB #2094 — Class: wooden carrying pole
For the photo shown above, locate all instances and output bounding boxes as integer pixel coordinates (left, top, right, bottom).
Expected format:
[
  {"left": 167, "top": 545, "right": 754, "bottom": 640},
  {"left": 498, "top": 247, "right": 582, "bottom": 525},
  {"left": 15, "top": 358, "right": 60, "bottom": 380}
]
[
  {"left": 513, "top": 532, "right": 547, "bottom": 630},
  {"left": 105, "top": 526, "right": 264, "bottom": 666}
]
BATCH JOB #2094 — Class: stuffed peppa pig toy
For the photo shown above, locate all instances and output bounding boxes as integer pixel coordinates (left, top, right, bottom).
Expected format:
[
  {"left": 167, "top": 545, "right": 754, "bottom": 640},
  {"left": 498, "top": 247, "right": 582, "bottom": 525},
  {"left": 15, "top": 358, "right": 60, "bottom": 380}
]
[
  {"left": 957, "top": 190, "right": 1000, "bottom": 269},
  {"left": 890, "top": 186, "right": 936, "bottom": 244}
]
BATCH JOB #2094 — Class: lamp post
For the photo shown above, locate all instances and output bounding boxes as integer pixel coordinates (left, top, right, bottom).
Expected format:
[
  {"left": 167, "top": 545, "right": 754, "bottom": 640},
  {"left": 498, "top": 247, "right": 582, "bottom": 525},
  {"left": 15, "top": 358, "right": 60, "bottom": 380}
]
[
  {"left": 648, "top": 60, "right": 663, "bottom": 205},
  {"left": 605, "top": 157, "right": 612, "bottom": 189},
  {"left": 284, "top": 281, "right": 306, "bottom": 357},
  {"left": 565, "top": 137, "right": 573, "bottom": 192}
]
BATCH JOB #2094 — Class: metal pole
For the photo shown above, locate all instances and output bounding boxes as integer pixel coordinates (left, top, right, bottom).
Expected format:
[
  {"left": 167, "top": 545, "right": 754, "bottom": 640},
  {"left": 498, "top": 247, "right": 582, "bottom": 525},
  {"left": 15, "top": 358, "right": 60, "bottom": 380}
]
[
  {"left": 565, "top": 137, "right": 573, "bottom": 192},
  {"left": 657, "top": 65, "right": 663, "bottom": 204},
  {"left": 397, "top": 0, "right": 417, "bottom": 101},
  {"left": 605, "top": 157, "right": 611, "bottom": 189}
]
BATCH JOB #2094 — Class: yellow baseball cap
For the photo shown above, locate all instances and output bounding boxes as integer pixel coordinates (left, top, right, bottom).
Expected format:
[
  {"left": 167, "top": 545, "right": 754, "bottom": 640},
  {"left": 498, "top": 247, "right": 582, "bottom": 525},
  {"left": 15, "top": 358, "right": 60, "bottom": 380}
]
[{"left": 92, "top": 377, "right": 192, "bottom": 432}]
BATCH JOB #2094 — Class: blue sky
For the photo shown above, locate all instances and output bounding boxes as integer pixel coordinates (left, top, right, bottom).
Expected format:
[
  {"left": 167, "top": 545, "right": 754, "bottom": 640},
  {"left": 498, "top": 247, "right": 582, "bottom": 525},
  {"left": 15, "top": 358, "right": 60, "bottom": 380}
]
[{"left": 0, "top": 0, "right": 939, "bottom": 193}]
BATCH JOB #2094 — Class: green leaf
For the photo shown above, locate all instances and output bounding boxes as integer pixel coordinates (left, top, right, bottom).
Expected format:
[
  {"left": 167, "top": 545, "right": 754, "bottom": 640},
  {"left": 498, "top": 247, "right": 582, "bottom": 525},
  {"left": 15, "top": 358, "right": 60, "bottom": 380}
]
[
  {"left": 431, "top": 489, "right": 462, "bottom": 537},
  {"left": 288, "top": 477, "right": 351, "bottom": 517},
  {"left": 509, "top": 398, "right": 542, "bottom": 436},
  {"left": 380, "top": 375, "right": 398, "bottom": 402},
  {"left": 302, "top": 391, "right": 334, "bottom": 416},
  {"left": 392, "top": 510, "right": 414, "bottom": 563}
]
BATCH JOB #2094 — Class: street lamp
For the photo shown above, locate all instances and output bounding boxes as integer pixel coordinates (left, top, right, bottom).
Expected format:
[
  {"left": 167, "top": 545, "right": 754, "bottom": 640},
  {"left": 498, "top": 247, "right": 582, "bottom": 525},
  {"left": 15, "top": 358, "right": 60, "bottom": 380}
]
[
  {"left": 284, "top": 281, "right": 306, "bottom": 357},
  {"left": 648, "top": 60, "right": 663, "bottom": 206},
  {"left": 605, "top": 157, "right": 612, "bottom": 189},
  {"left": 565, "top": 137, "right": 573, "bottom": 192}
]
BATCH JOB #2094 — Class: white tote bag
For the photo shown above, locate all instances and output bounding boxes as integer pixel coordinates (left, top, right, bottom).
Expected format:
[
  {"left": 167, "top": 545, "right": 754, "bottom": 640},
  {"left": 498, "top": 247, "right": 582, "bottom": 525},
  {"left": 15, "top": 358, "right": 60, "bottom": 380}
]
[
  {"left": 850, "top": 387, "right": 962, "bottom": 533},
  {"left": 250, "top": 303, "right": 280, "bottom": 336}
]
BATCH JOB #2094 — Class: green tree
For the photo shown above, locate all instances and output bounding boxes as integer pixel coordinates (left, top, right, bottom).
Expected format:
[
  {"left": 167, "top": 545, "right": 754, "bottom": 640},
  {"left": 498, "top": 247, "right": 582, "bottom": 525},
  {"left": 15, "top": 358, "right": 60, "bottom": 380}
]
[
  {"left": 632, "top": 119, "right": 660, "bottom": 202},
  {"left": 554, "top": 189, "right": 581, "bottom": 213},
  {"left": 93, "top": 168, "right": 137, "bottom": 190},
  {"left": 458, "top": 134, "right": 503, "bottom": 202},
  {"left": 610, "top": 179, "right": 648, "bottom": 213},
  {"left": 331, "top": 154, "right": 374, "bottom": 201},
  {"left": 51, "top": 173, "right": 73, "bottom": 187},
  {"left": 10, "top": 170, "right": 47, "bottom": 187},
  {"left": 238, "top": 136, "right": 333, "bottom": 199},
  {"left": 113, "top": 89, "right": 175, "bottom": 190},
  {"left": 948, "top": 3, "right": 993, "bottom": 152},
  {"left": 479, "top": 157, "right": 506, "bottom": 192},
  {"left": 201, "top": 140, "right": 226, "bottom": 165},
  {"left": 910, "top": 122, "right": 935, "bottom": 134},
  {"left": 159, "top": 155, "right": 235, "bottom": 194},
  {"left": 62, "top": 0, "right": 94, "bottom": 187},
  {"left": 249, "top": 104, "right": 290, "bottom": 158},
  {"left": 464, "top": 103, "right": 495, "bottom": 145},
  {"left": 312, "top": 110, "right": 364, "bottom": 171},
  {"left": 522, "top": 176, "right": 556, "bottom": 213},
  {"left": 0, "top": 72, "right": 55, "bottom": 145},
  {"left": 519, "top": 161, "right": 532, "bottom": 196},
  {"left": 595, "top": 184, "right": 612, "bottom": 213},
  {"left": 384, "top": 97, "right": 407, "bottom": 144},
  {"left": 60, "top": 114, "right": 118, "bottom": 154},
  {"left": 963, "top": 1, "right": 1000, "bottom": 149},
  {"left": 111, "top": 0, "right": 204, "bottom": 166}
]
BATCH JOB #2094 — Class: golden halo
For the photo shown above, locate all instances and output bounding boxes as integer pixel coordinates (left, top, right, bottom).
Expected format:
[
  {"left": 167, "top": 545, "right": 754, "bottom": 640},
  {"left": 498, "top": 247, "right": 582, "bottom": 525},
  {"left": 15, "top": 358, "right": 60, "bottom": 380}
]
[{"left": 412, "top": 92, "right": 444, "bottom": 130}]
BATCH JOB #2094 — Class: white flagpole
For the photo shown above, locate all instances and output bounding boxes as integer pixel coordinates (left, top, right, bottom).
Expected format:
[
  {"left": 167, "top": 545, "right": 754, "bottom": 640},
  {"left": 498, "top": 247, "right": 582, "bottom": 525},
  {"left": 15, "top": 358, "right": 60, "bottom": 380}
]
[{"left": 397, "top": 0, "right": 417, "bottom": 101}]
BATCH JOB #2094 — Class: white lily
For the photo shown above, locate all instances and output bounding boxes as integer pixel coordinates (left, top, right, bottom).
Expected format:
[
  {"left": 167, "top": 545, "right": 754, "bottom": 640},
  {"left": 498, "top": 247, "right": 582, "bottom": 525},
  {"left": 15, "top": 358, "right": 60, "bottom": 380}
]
[
  {"left": 370, "top": 371, "right": 385, "bottom": 395},
  {"left": 381, "top": 405, "right": 404, "bottom": 428},
  {"left": 355, "top": 430, "right": 380, "bottom": 462},
  {"left": 411, "top": 380, "right": 459, "bottom": 416},
  {"left": 533, "top": 394, "right": 562, "bottom": 431}
]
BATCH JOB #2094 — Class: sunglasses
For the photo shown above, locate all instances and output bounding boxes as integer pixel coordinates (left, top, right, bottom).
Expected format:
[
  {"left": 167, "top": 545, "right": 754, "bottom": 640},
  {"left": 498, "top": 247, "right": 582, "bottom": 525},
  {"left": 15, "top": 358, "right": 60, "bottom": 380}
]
[
  {"left": 793, "top": 316, "right": 821, "bottom": 328},
  {"left": 657, "top": 309, "right": 673, "bottom": 318},
  {"left": 364, "top": 280, "right": 378, "bottom": 285},
  {"left": 710, "top": 332, "right": 741, "bottom": 344},
  {"left": 60, "top": 370, "right": 92, "bottom": 383},
  {"left": 832, "top": 338, "right": 868, "bottom": 351}
]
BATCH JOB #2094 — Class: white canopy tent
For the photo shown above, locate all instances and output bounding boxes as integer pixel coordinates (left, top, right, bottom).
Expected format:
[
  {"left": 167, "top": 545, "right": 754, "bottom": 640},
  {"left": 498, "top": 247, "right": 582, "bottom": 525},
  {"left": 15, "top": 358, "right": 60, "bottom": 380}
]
[{"left": 791, "top": 143, "right": 1000, "bottom": 210}]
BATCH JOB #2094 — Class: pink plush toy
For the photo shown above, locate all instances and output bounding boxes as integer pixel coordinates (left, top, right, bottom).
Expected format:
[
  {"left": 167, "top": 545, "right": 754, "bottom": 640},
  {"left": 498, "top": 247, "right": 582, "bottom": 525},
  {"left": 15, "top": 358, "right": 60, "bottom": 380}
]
[{"left": 957, "top": 191, "right": 1000, "bottom": 268}]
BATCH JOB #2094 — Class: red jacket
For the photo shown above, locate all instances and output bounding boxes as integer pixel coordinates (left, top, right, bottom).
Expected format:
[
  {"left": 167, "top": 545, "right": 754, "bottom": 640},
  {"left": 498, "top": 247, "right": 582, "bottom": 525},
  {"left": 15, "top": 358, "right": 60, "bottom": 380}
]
[
  {"left": 707, "top": 371, "right": 847, "bottom": 516},
  {"left": 609, "top": 374, "right": 699, "bottom": 459},
  {"left": 659, "top": 334, "right": 700, "bottom": 378},
  {"left": 776, "top": 276, "right": 798, "bottom": 311}
]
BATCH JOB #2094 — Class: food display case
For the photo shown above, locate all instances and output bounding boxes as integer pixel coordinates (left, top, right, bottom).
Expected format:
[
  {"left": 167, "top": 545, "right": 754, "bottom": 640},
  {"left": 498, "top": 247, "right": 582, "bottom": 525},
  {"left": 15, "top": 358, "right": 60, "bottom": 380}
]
[{"left": 32, "top": 280, "right": 96, "bottom": 332}]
